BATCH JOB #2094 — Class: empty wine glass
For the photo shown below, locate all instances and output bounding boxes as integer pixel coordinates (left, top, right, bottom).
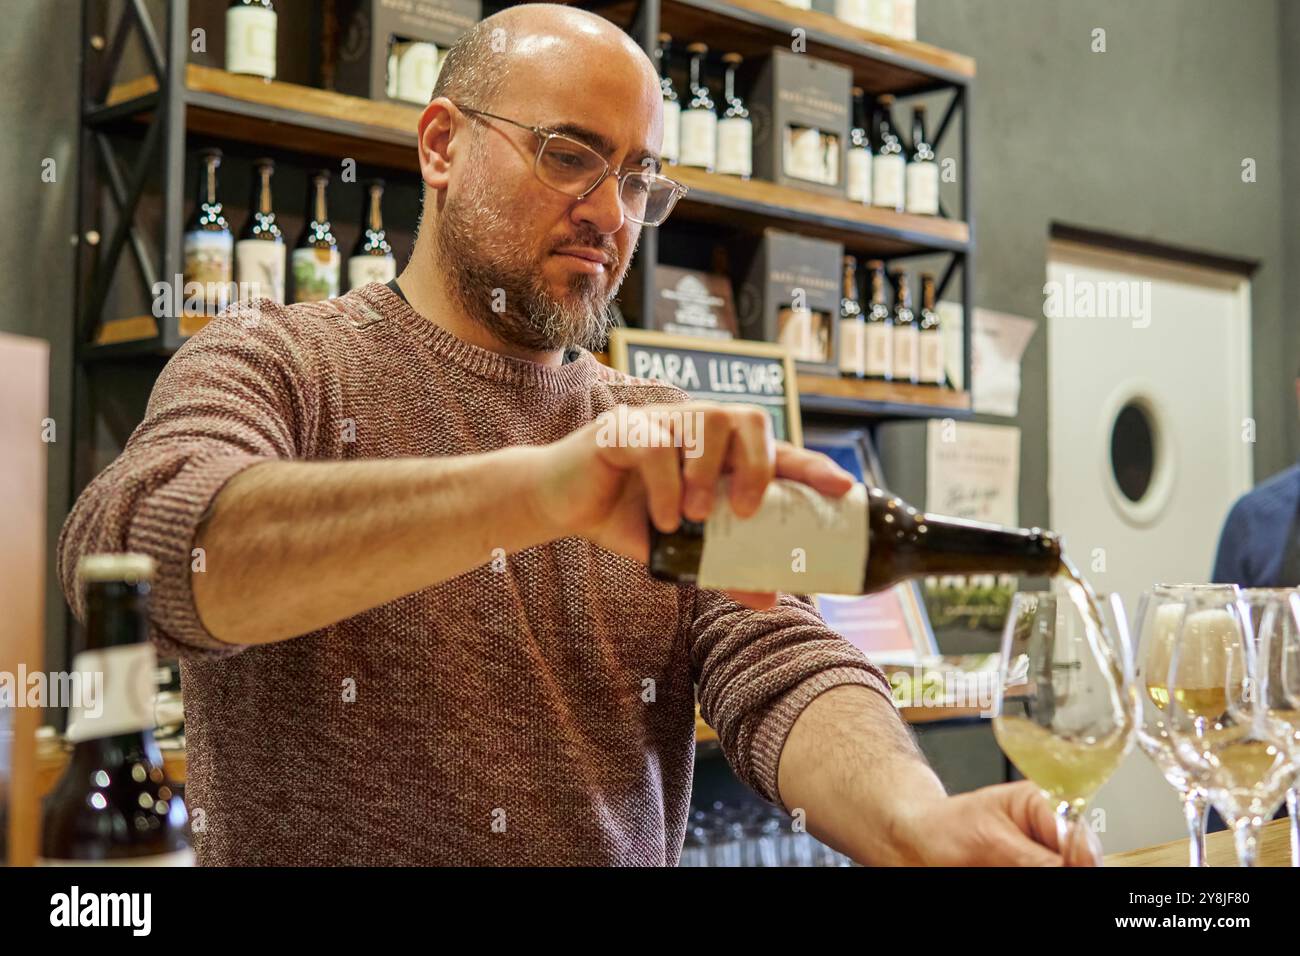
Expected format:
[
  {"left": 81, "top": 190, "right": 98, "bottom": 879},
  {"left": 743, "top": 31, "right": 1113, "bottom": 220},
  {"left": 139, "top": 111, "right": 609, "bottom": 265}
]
[
  {"left": 1134, "top": 584, "right": 1240, "bottom": 866},
  {"left": 1164, "top": 589, "right": 1295, "bottom": 867},
  {"left": 993, "top": 589, "right": 1135, "bottom": 860}
]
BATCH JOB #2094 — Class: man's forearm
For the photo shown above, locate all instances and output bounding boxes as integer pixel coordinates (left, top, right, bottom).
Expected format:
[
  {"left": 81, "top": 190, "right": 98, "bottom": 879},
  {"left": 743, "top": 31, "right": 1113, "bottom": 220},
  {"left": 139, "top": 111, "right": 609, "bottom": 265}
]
[
  {"left": 776, "top": 684, "right": 947, "bottom": 865},
  {"left": 192, "top": 445, "right": 558, "bottom": 646}
]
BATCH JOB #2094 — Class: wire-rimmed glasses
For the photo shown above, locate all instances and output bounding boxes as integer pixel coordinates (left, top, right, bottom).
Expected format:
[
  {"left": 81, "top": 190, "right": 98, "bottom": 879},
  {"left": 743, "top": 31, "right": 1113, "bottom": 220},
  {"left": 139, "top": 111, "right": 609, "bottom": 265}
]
[{"left": 456, "top": 105, "right": 688, "bottom": 226}]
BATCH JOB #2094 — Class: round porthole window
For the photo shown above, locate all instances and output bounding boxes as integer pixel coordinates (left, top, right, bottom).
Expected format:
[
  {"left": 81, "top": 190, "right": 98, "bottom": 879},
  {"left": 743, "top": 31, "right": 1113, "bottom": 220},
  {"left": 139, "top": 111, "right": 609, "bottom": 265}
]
[{"left": 1110, "top": 402, "right": 1156, "bottom": 503}]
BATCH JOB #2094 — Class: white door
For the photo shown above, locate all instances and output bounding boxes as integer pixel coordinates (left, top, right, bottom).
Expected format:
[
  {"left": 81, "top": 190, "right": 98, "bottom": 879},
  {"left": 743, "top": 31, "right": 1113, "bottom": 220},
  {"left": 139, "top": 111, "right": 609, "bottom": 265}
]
[{"left": 1046, "top": 239, "right": 1253, "bottom": 853}]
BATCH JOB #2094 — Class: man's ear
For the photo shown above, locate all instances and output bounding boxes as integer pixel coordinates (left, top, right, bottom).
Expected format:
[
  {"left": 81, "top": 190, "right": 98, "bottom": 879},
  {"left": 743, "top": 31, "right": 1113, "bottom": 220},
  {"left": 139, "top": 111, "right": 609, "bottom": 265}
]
[{"left": 417, "top": 97, "right": 457, "bottom": 193}]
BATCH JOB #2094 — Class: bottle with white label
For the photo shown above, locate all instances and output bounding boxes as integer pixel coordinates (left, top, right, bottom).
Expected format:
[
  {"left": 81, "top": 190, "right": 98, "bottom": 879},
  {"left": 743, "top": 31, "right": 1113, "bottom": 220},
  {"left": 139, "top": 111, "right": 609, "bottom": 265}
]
[
  {"left": 846, "top": 86, "right": 872, "bottom": 203},
  {"left": 867, "top": 0, "right": 896, "bottom": 35},
  {"left": 182, "top": 148, "right": 233, "bottom": 333},
  {"left": 863, "top": 259, "right": 893, "bottom": 381},
  {"left": 835, "top": 0, "right": 872, "bottom": 30},
  {"left": 349, "top": 179, "right": 396, "bottom": 289},
  {"left": 236, "top": 157, "right": 285, "bottom": 304},
  {"left": 890, "top": 270, "right": 919, "bottom": 385},
  {"left": 918, "top": 272, "right": 946, "bottom": 387},
  {"left": 657, "top": 34, "right": 680, "bottom": 166},
  {"left": 871, "top": 94, "right": 905, "bottom": 212},
  {"left": 905, "top": 105, "right": 940, "bottom": 216},
  {"left": 716, "top": 53, "right": 752, "bottom": 179},
  {"left": 40, "top": 554, "right": 194, "bottom": 865},
  {"left": 838, "top": 255, "right": 865, "bottom": 378},
  {"left": 292, "top": 170, "right": 340, "bottom": 303},
  {"left": 225, "top": 0, "right": 277, "bottom": 80},
  {"left": 647, "top": 478, "right": 1062, "bottom": 596},
  {"left": 679, "top": 43, "right": 717, "bottom": 172},
  {"left": 387, "top": 40, "right": 439, "bottom": 105}
]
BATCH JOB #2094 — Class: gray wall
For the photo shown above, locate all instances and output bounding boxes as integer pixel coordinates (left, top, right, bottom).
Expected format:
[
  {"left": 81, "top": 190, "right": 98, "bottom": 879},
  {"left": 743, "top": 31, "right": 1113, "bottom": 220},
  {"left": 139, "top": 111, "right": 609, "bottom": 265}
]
[
  {"left": 882, "top": 0, "right": 1295, "bottom": 532},
  {"left": 1284, "top": 0, "right": 1300, "bottom": 452},
  {"left": 0, "top": 0, "right": 81, "bottom": 675}
]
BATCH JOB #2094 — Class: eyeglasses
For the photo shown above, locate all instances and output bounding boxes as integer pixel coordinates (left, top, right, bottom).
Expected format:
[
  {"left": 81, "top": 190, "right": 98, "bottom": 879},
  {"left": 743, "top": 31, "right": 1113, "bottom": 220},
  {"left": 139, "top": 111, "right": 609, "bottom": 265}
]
[{"left": 455, "top": 105, "right": 688, "bottom": 226}]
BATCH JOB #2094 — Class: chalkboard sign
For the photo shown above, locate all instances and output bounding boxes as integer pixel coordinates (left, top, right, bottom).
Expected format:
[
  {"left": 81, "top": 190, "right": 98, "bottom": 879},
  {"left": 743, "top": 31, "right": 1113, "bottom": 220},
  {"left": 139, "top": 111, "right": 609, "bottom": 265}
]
[{"left": 608, "top": 329, "right": 802, "bottom": 446}]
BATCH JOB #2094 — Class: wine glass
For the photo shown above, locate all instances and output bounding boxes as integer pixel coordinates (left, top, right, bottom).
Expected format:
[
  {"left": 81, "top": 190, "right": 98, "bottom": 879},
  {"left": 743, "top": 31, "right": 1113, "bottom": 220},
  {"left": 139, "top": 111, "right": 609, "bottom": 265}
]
[
  {"left": 1163, "top": 589, "right": 1295, "bottom": 866},
  {"left": 1134, "top": 584, "right": 1241, "bottom": 866},
  {"left": 993, "top": 589, "right": 1135, "bottom": 860},
  {"left": 1250, "top": 589, "right": 1300, "bottom": 866}
]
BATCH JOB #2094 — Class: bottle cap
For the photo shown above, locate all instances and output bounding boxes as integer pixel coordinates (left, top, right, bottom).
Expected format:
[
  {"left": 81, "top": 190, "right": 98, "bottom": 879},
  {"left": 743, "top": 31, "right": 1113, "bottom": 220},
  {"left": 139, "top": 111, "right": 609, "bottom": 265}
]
[{"left": 77, "top": 553, "right": 156, "bottom": 583}]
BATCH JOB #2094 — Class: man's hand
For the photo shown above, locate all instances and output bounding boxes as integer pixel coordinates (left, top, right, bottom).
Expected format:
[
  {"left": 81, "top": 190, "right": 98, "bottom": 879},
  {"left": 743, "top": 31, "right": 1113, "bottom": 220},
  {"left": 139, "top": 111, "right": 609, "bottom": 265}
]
[
  {"left": 883, "top": 781, "right": 1103, "bottom": 866},
  {"left": 531, "top": 402, "right": 854, "bottom": 608}
]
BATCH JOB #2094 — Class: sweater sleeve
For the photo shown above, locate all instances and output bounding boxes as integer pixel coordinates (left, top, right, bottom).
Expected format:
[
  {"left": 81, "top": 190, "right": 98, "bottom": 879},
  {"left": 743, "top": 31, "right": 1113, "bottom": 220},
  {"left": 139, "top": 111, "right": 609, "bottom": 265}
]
[
  {"left": 687, "top": 587, "right": 898, "bottom": 808},
  {"left": 57, "top": 302, "right": 326, "bottom": 660}
]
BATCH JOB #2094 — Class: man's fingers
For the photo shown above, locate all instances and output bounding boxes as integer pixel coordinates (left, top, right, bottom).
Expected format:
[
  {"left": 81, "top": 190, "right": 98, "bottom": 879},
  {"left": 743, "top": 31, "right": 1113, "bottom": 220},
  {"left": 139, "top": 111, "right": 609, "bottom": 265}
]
[
  {"left": 680, "top": 406, "right": 733, "bottom": 522},
  {"left": 775, "top": 444, "right": 856, "bottom": 497},
  {"left": 725, "top": 407, "right": 776, "bottom": 517}
]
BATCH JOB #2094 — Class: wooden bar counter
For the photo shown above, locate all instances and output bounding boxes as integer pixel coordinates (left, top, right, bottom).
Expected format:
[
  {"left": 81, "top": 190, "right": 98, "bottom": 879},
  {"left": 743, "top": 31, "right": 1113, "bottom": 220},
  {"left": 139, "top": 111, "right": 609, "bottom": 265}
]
[{"left": 1107, "top": 818, "right": 1292, "bottom": 867}]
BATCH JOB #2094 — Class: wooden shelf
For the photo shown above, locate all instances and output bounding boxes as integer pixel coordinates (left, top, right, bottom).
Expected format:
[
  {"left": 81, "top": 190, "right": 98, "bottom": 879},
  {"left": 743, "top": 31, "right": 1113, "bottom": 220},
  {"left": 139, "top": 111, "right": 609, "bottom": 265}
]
[
  {"left": 668, "top": 164, "right": 968, "bottom": 256},
  {"left": 798, "top": 373, "right": 971, "bottom": 418},
  {"left": 100, "top": 64, "right": 425, "bottom": 172},
  {"left": 101, "top": 65, "right": 967, "bottom": 258},
  {"left": 584, "top": 0, "right": 974, "bottom": 95}
]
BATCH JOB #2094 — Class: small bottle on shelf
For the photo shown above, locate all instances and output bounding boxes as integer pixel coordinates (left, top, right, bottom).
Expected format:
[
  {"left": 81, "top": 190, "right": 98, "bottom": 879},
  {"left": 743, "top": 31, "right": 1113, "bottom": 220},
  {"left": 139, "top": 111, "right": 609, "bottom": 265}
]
[
  {"left": 225, "top": 0, "right": 277, "bottom": 81},
  {"left": 835, "top": 0, "right": 872, "bottom": 30},
  {"left": 905, "top": 104, "right": 940, "bottom": 216},
  {"left": 235, "top": 157, "right": 285, "bottom": 304},
  {"left": 716, "top": 53, "right": 752, "bottom": 180},
  {"left": 863, "top": 259, "right": 893, "bottom": 382},
  {"left": 679, "top": 43, "right": 717, "bottom": 172},
  {"left": 846, "top": 86, "right": 873, "bottom": 204},
  {"left": 183, "top": 147, "right": 233, "bottom": 329},
  {"left": 348, "top": 179, "right": 396, "bottom": 290},
  {"left": 890, "top": 270, "right": 919, "bottom": 385},
  {"left": 657, "top": 34, "right": 680, "bottom": 166},
  {"left": 292, "top": 169, "right": 340, "bottom": 303},
  {"left": 871, "top": 94, "right": 905, "bottom": 213},
  {"left": 837, "top": 255, "right": 865, "bottom": 379},
  {"left": 918, "top": 272, "right": 946, "bottom": 388}
]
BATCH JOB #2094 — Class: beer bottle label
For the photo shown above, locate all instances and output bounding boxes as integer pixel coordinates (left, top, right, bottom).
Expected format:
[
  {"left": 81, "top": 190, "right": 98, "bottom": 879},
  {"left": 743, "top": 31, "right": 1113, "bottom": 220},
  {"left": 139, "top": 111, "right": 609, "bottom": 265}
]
[
  {"left": 697, "top": 480, "right": 868, "bottom": 595},
  {"left": 65, "top": 643, "right": 157, "bottom": 743}
]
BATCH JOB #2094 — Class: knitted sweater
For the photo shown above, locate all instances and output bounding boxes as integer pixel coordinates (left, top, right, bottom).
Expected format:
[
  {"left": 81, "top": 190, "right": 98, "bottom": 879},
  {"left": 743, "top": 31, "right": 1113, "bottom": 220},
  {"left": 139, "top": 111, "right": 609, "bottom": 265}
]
[{"left": 56, "top": 283, "right": 894, "bottom": 865}]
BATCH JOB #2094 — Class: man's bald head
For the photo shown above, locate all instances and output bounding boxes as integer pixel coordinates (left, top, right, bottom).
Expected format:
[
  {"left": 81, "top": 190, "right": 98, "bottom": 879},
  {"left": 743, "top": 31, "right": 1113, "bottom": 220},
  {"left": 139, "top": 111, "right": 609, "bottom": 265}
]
[
  {"left": 432, "top": 3, "right": 655, "bottom": 114},
  {"left": 415, "top": 3, "right": 665, "bottom": 354}
]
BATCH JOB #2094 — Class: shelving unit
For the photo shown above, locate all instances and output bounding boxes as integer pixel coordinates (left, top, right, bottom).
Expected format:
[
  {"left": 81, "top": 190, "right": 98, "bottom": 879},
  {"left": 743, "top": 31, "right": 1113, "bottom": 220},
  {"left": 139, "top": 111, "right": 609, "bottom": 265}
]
[{"left": 72, "top": 0, "right": 975, "bottom": 472}]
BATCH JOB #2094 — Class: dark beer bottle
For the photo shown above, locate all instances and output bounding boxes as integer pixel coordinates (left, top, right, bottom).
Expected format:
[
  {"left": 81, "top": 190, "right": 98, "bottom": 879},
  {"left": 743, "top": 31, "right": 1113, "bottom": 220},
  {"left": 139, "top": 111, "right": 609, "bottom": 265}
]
[
  {"left": 648, "top": 480, "right": 1060, "bottom": 595},
  {"left": 40, "top": 554, "right": 193, "bottom": 865}
]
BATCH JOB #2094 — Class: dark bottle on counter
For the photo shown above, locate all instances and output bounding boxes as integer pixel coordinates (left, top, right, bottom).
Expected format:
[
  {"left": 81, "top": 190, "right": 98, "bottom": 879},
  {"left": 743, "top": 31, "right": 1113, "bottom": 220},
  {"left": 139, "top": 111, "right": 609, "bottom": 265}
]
[
  {"left": 648, "top": 480, "right": 1062, "bottom": 596},
  {"left": 40, "top": 554, "right": 193, "bottom": 865}
]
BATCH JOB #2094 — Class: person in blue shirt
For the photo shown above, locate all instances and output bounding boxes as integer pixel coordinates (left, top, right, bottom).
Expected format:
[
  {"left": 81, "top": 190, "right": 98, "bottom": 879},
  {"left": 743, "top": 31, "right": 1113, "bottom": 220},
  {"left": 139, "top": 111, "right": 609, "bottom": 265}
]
[
  {"left": 1213, "top": 372, "right": 1300, "bottom": 587},
  {"left": 1212, "top": 463, "right": 1300, "bottom": 587}
]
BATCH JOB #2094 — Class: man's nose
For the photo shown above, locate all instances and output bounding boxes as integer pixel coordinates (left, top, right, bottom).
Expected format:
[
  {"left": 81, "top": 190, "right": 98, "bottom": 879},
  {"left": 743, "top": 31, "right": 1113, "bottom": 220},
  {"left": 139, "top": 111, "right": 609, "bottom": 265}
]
[{"left": 570, "top": 172, "right": 626, "bottom": 235}]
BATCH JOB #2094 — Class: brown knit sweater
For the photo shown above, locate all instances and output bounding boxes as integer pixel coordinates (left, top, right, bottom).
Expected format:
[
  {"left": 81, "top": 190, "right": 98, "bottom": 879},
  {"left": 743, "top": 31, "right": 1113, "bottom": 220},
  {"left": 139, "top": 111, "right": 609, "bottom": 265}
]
[{"left": 57, "top": 283, "right": 893, "bottom": 866}]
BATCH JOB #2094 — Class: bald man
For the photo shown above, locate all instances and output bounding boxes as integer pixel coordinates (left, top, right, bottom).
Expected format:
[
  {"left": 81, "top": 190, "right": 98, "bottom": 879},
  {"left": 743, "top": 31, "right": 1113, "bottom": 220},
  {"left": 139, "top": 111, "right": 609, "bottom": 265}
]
[{"left": 59, "top": 4, "right": 1096, "bottom": 866}]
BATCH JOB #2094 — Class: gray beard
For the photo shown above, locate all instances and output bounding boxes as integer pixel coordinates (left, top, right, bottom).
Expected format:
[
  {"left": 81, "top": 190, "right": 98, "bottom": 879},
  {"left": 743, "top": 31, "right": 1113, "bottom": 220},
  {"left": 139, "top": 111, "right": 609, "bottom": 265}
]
[{"left": 434, "top": 187, "right": 631, "bottom": 353}]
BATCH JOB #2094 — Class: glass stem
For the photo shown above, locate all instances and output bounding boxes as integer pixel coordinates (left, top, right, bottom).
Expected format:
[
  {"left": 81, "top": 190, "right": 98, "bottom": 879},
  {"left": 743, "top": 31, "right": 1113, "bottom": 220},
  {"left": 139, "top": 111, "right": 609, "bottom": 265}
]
[
  {"left": 1288, "top": 787, "right": 1299, "bottom": 868},
  {"left": 1232, "top": 819, "right": 1259, "bottom": 867},
  {"left": 1183, "top": 789, "right": 1208, "bottom": 867},
  {"left": 1056, "top": 802, "right": 1086, "bottom": 862}
]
